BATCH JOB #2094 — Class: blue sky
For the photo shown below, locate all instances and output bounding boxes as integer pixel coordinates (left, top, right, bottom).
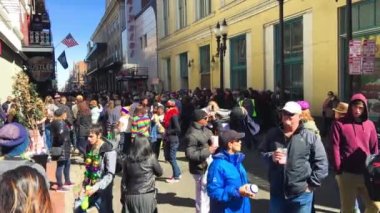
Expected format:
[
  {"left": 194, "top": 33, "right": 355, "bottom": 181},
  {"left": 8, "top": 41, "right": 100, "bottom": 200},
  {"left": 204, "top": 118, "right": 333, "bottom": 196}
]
[{"left": 45, "top": 0, "right": 105, "bottom": 90}]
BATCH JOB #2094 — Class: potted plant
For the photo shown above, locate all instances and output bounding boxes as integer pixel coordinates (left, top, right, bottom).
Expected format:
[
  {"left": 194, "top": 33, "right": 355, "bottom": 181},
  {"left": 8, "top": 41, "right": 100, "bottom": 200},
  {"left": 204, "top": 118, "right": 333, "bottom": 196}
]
[{"left": 12, "top": 72, "right": 48, "bottom": 168}]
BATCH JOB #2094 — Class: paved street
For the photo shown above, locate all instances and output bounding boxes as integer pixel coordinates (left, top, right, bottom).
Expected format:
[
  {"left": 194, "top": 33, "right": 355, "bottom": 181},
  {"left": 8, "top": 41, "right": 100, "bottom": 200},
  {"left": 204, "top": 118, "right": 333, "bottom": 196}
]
[{"left": 47, "top": 136, "right": 341, "bottom": 213}]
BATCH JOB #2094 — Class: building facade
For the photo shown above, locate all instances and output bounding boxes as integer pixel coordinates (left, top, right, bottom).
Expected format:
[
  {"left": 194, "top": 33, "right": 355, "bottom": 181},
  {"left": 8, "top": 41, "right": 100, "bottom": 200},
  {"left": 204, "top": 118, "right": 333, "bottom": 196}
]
[
  {"left": 0, "top": 0, "right": 55, "bottom": 100},
  {"left": 118, "top": 0, "right": 158, "bottom": 93},
  {"left": 85, "top": 0, "right": 125, "bottom": 94},
  {"left": 156, "top": 0, "right": 379, "bottom": 117},
  {"left": 65, "top": 61, "right": 88, "bottom": 93}
]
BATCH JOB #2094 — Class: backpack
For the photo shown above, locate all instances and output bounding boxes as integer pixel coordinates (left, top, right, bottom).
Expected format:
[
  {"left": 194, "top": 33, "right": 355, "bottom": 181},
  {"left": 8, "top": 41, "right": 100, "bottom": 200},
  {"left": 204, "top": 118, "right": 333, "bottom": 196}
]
[{"left": 364, "top": 154, "right": 380, "bottom": 201}]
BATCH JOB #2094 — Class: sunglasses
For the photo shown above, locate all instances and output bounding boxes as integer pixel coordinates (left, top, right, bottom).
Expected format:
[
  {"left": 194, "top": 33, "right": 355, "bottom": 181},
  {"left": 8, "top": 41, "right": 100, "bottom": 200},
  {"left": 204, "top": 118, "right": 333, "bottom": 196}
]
[{"left": 282, "top": 111, "right": 295, "bottom": 117}]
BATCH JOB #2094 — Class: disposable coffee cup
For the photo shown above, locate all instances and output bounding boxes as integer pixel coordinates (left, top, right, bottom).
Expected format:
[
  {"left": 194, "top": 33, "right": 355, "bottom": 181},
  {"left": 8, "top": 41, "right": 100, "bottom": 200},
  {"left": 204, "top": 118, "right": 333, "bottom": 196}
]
[
  {"left": 248, "top": 184, "right": 259, "bottom": 194},
  {"left": 210, "top": 135, "right": 219, "bottom": 147},
  {"left": 277, "top": 148, "right": 287, "bottom": 164}
]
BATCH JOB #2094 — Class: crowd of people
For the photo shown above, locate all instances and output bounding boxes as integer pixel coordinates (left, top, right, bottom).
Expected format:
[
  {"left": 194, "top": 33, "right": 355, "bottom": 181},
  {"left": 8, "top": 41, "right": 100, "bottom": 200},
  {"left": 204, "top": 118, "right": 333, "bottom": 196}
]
[{"left": 0, "top": 87, "right": 379, "bottom": 213}]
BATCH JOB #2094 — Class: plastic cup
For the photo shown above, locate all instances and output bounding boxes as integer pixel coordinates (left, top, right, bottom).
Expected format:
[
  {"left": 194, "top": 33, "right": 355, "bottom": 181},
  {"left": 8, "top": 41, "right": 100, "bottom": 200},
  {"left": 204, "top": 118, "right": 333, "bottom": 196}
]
[
  {"left": 277, "top": 148, "right": 287, "bottom": 164},
  {"left": 210, "top": 135, "right": 219, "bottom": 147}
]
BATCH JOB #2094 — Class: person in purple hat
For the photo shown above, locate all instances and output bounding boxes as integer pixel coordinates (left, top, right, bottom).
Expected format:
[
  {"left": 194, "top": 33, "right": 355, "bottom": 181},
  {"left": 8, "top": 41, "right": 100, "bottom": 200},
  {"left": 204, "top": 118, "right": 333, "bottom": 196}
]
[{"left": 297, "top": 100, "right": 320, "bottom": 138}]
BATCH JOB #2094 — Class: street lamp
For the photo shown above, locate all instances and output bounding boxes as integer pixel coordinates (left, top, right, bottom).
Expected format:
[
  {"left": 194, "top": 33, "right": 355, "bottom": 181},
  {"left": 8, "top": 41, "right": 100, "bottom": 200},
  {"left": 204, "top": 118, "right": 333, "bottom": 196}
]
[
  {"left": 277, "top": 0, "right": 285, "bottom": 103},
  {"left": 214, "top": 19, "right": 228, "bottom": 90}
]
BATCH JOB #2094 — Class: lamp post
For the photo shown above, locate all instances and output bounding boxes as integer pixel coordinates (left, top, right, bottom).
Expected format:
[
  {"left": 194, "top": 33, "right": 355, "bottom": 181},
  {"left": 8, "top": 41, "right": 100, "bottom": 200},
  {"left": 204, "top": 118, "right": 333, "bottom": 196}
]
[
  {"left": 277, "top": 0, "right": 285, "bottom": 102},
  {"left": 214, "top": 19, "right": 228, "bottom": 90}
]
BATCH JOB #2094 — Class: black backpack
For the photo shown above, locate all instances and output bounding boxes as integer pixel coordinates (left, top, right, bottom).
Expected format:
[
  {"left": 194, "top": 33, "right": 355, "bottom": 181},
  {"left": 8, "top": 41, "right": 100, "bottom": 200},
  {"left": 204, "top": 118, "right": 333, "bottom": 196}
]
[{"left": 364, "top": 154, "right": 380, "bottom": 201}]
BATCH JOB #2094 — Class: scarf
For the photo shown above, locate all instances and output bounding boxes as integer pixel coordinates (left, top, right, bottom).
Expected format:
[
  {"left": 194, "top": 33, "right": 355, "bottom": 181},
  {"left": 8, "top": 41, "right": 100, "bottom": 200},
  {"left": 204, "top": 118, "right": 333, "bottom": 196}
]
[{"left": 163, "top": 107, "right": 179, "bottom": 129}]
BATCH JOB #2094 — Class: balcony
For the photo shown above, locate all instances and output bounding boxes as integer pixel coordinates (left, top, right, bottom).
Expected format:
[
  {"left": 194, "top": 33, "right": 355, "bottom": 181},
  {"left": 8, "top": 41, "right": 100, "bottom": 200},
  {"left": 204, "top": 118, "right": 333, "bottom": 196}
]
[
  {"left": 116, "top": 66, "right": 149, "bottom": 81},
  {"left": 101, "top": 52, "right": 123, "bottom": 68}
]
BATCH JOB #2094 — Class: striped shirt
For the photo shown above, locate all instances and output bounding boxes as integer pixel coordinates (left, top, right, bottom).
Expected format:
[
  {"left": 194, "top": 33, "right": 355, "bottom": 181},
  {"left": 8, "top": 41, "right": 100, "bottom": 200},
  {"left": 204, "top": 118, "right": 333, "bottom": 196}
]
[{"left": 131, "top": 115, "right": 150, "bottom": 138}]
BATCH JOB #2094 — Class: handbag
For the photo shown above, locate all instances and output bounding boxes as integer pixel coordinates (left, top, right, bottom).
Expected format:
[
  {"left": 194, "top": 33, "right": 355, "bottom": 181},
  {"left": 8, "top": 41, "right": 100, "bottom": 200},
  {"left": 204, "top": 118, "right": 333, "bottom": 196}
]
[{"left": 50, "top": 146, "right": 63, "bottom": 158}]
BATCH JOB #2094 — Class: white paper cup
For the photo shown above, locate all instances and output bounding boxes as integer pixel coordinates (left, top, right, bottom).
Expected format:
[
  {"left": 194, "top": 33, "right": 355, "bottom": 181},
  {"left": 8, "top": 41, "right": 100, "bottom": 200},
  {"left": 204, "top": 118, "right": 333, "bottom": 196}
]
[{"left": 210, "top": 135, "right": 219, "bottom": 147}]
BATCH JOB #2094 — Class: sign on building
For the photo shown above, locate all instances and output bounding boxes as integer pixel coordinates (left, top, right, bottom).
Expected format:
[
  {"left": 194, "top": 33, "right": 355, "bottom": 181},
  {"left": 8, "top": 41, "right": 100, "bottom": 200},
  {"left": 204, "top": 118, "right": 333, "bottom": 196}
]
[
  {"left": 349, "top": 40, "right": 362, "bottom": 75},
  {"left": 362, "top": 40, "right": 376, "bottom": 74},
  {"left": 349, "top": 39, "right": 376, "bottom": 75}
]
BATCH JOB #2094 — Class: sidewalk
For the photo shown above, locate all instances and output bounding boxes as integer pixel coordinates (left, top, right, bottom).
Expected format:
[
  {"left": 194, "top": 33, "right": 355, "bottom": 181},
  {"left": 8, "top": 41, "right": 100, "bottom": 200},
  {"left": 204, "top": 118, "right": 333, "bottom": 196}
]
[{"left": 48, "top": 147, "right": 340, "bottom": 212}]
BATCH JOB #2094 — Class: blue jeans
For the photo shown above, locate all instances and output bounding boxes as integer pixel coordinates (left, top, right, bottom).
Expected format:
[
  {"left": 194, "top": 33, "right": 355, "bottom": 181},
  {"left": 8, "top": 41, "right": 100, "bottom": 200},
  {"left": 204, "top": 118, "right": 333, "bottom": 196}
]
[
  {"left": 164, "top": 137, "right": 181, "bottom": 179},
  {"left": 56, "top": 159, "right": 71, "bottom": 186},
  {"left": 44, "top": 123, "right": 52, "bottom": 150},
  {"left": 270, "top": 191, "right": 313, "bottom": 213}
]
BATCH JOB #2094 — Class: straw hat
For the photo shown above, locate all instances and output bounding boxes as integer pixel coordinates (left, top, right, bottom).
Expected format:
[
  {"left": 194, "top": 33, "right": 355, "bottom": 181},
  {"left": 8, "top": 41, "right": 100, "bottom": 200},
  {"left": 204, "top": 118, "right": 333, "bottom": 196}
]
[{"left": 333, "top": 102, "right": 349, "bottom": 114}]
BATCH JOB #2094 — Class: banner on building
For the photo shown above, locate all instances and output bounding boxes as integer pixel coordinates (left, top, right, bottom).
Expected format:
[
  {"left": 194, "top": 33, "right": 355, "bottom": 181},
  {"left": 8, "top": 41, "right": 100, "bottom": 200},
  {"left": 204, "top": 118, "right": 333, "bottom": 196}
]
[{"left": 58, "top": 51, "right": 68, "bottom": 69}]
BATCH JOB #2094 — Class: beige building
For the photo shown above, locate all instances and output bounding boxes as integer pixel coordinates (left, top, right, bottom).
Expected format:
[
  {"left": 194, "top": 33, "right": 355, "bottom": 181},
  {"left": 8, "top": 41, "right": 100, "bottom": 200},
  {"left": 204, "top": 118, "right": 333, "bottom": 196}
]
[
  {"left": 156, "top": 0, "right": 380, "bottom": 118},
  {"left": 65, "top": 61, "right": 88, "bottom": 92}
]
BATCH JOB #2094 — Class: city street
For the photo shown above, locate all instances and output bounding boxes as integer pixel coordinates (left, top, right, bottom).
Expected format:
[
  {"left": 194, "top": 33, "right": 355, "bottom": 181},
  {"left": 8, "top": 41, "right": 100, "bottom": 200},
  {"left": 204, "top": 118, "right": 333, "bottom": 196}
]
[{"left": 47, "top": 136, "right": 341, "bottom": 213}]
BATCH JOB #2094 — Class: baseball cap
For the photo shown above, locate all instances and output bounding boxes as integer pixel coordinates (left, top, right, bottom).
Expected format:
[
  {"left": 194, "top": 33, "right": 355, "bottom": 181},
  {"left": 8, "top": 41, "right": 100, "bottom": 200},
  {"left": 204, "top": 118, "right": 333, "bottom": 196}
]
[
  {"left": 219, "top": 130, "right": 245, "bottom": 147},
  {"left": 282, "top": 101, "right": 302, "bottom": 115},
  {"left": 297, "top": 100, "right": 310, "bottom": 111},
  {"left": 193, "top": 109, "right": 208, "bottom": 122}
]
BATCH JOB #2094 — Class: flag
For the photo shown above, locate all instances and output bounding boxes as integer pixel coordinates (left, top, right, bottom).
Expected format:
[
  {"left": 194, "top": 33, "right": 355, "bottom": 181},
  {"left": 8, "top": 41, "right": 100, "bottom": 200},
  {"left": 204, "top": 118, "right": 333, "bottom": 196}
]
[
  {"left": 61, "top": 33, "right": 78, "bottom": 48},
  {"left": 58, "top": 51, "right": 68, "bottom": 69}
]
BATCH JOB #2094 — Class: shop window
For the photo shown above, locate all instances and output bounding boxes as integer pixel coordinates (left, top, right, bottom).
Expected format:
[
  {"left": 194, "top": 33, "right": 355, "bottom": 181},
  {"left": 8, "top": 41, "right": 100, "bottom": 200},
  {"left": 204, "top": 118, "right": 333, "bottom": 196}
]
[
  {"left": 199, "top": 45, "right": 210, "bottom": 73},
  {"left": 274, "top": 17, "right": 304, "bottom": 100},
  {"left": 359, "top": 3, "right": 375, "bottom": 29},
  {"left": 180, "top": 52, "right": 188, "bottom": 78}
]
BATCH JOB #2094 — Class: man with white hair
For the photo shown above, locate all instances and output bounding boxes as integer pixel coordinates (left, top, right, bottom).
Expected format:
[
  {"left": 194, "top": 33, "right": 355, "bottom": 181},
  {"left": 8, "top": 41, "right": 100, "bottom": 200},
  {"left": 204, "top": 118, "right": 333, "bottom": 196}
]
[{"left": 261, "top": 101, "right": 328, "bottom": 213}]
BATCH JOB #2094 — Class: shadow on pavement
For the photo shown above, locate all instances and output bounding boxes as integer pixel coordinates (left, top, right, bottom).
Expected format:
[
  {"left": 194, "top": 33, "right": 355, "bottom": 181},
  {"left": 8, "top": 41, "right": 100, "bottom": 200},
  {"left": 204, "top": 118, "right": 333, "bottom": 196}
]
[
  {"left": 157, "top": 192, "right": 195, "bottom": 208},
  {"left": 251, "top": 198, "right": 269, "bottom": 211}
]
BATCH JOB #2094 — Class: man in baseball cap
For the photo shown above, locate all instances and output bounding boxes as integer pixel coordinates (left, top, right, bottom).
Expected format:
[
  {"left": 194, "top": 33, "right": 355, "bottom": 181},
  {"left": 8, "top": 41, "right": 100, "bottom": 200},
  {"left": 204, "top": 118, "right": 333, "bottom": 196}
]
[{"left": 261, "top": 101, "right": 328, "bottom": 212}]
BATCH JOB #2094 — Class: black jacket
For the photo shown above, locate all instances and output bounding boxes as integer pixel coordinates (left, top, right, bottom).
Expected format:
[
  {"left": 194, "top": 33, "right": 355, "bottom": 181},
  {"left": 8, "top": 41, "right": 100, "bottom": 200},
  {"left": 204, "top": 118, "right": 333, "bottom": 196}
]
[
  {"left": 76, "top": 113, "right": 92, "bottom": 137},
  {"left": 261, "top": 125, "right": 328, "bottom": 197},
  {"left": 166, "top": 115, "right": 181, "bottom": 142},
  {"left": 50, "top": 119, "right": 71, "bottom": 161},
  {"left": 122, "top": 154, "right": 162, "bottom": 195},
  {"left": 185, "top": 122, "right": 213, "bottom": 175}
]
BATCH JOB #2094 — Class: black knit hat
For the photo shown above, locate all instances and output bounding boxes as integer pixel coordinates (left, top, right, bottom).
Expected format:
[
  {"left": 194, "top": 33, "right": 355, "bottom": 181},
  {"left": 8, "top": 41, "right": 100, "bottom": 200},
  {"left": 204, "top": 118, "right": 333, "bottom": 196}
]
[{"left": 193, "top": 109, "right": 208, "bottom": 122}]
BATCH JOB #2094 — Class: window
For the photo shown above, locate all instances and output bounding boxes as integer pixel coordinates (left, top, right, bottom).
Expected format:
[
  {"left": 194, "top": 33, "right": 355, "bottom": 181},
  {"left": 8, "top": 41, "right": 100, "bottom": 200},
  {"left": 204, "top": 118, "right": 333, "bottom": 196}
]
[
  {"left": 275, "top": 18, "right": 304, "bottom": 100},
  {"left": 163, "top": 0, "right": 169, "bottom": 36},
  {"left": 178, "top": 0, "right": 187, "bottom": 29},
  {"left": 140, "top": 34, "right": 147, "bottom": 49},
  {"left": 197, "top": 0, "right": 211, "bottom": 20},
  {"left": 180, "top": 52, "right": 188, "bottom": 78},
  {"left": 199, "top": 45, "right": 210, "bottom": 73}
]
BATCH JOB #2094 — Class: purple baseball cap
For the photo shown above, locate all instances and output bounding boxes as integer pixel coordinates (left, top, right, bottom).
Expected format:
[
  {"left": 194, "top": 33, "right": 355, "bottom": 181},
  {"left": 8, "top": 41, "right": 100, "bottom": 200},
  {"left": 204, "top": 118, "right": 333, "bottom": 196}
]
[{"left": 297, "top": 100, "right": 310, "bottom": 111}]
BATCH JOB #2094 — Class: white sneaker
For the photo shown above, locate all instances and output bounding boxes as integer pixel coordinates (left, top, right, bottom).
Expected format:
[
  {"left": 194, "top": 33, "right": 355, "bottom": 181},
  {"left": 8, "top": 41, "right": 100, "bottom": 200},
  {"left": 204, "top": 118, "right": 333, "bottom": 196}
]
[{"left": 166, "top": 177, "right": 180, "bottom": 183}]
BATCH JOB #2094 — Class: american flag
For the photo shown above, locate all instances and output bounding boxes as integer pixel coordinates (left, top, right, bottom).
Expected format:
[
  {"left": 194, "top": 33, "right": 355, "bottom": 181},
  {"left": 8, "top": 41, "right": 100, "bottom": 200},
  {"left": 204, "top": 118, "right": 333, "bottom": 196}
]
[{"left": 61, "top": 33, "right": 78, "bottom": 48}]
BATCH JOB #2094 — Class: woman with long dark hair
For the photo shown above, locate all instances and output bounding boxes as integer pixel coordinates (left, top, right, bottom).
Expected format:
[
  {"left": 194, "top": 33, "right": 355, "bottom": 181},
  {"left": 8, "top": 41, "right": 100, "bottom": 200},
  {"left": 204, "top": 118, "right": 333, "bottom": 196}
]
[
  {"left": 121, "top": 136, "right": 163, "bottom": 213},
  {"left": 76, "top": 101, "right": 92, "bottom": 155},
  {"left": 50, "top": 108, "right": 73, "bottom": 191},
  {"left": 0, "top": 166, "right": 53, "bottom": 213}
]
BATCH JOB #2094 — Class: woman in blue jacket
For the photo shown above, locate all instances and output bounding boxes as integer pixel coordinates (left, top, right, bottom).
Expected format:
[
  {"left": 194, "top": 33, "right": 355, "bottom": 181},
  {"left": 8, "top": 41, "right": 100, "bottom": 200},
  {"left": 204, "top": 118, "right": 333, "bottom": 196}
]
[{"left": 207, "top": 130, "right": 255, "bottom": 213}]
